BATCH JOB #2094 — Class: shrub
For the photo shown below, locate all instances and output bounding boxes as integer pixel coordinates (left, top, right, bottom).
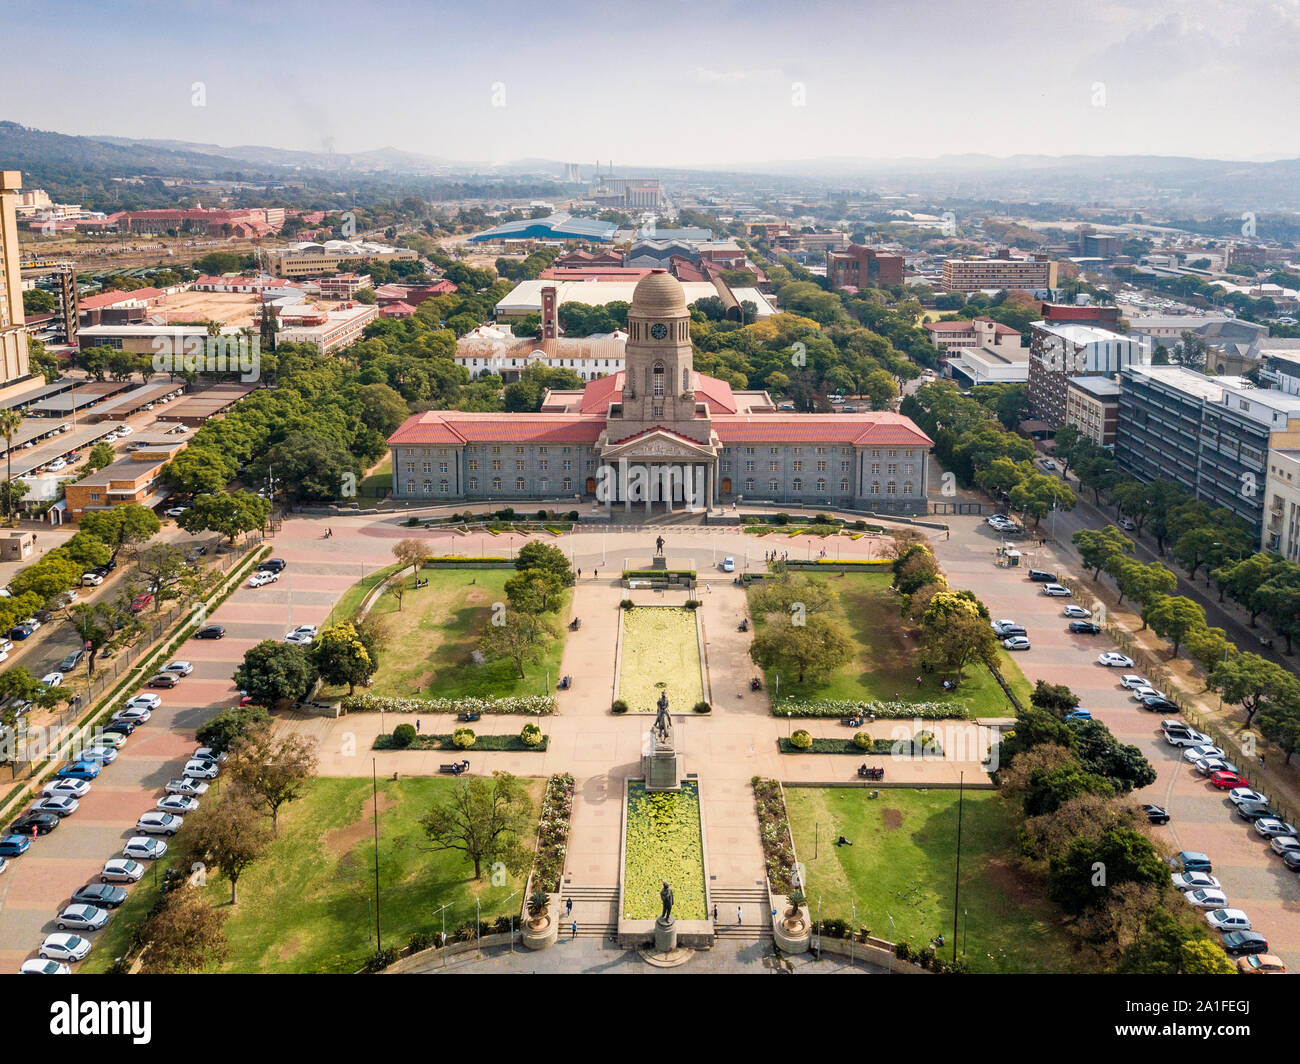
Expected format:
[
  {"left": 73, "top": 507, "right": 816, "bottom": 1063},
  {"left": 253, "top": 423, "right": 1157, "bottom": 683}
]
[
  {"left": 452, "top": 727, "right": 476, "bottom": 749},
  {"left": 404, "top": 517, "right": 420, "bottom": 527},
  {"left": 620, "top": 598, "right": 634, "bottom": 609},
  {"left": 520, "top": 722, "right": 544, "bottom": 747},
  {"left": 853, "top": 520, "right": 867, "bottom": 530},
  {"left": 362, "top": 946, "right": 399, "bottom": 972},
  {"left": 536, "top": 509, "right": 548, "bottom": 520},
  {"left": 692, "top": 700, "right": 711, "bottom": 713},
  {"left": 611, "top": 699, "right": 628, "bottom": 714},
  {"left": 684, "top": 599, "right": 700, "bottom": 609},
  {"left": 789, "top": 729, "right": 813, "bottom": 749},
  {"left": 852, "top": 731, "right": 872, "bottom": 749},
  {"left": 813, "top": 513, "right": 835, "bottom": 525},
  {"left": 392, "top": 723, "right": 417, "bottom": 748},
  {"left": 566, "top": 510, "right": 579, "bottom": 520},
  {"left": 774, "top": 513, "right": 790, "bottom": 525},
  {"left": 407, "top": 931, "right": 436, "bottom": 953}
]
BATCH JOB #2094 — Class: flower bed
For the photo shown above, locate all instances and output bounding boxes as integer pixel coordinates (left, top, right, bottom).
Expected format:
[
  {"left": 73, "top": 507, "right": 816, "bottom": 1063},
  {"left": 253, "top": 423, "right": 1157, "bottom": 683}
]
[
  {"left": 372, "top": 732, "right": 549, "bottom": 751},
  {"left": 342, "top": 694, "right": 556, "bottom": 716},
  {"left": 623, "top": 781, "right": 707, "bottom": 921},
  {"left": 752, "top": 777, "right": 797, "bottom": 895},
  {"left": 772, "top": 699, "right": 969, "bottom": 721},
  {"left": 777, "top": 737, "right": 944, "bottom": 755},
  {"left": 532, "top": 773, "right": 575, "bottom": 893}
]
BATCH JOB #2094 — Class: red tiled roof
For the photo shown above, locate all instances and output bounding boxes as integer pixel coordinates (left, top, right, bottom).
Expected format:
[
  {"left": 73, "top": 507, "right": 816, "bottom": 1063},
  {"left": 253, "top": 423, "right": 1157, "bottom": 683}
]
[
  {"left": 714, "top": 413, "right": 933, "bottom": 448},
  {"left": 690, "top": 372, "right": 737, "bottom": 414},
  {"left": 924, "top": 316, "right": 1019, "bottom": 335},
  {"left": 389, "top": 411, "right": 603, "bottom": 446}
]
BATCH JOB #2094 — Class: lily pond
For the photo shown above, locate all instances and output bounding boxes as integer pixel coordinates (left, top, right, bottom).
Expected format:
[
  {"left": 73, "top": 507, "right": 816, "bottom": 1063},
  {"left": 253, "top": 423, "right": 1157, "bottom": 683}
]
[{"left": 623, "top": 781, "right": 707, "bottom": 921}]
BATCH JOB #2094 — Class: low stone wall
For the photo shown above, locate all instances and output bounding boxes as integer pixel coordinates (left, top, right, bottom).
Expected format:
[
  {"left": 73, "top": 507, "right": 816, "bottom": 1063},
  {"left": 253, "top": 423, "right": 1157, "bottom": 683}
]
[
  {"left": 381, "top": 932, "right": 514, "bottom": 973},
  {"left": 814, "top": 936, "right": 928, "bottom": 973}
]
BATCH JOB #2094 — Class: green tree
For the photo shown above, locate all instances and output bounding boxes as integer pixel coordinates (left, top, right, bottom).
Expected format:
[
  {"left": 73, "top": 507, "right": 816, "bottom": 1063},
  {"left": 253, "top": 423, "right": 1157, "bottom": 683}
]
[
  {"left": 232, "top": 641, "right": 318, "bottom": 709},
  {"left": 226, "top": 722, "right": 319, "bottom": 832},
  {"left": 1210, "top": 653, "right": 1300, "bottom": 728},
  {"left": 77, "top": 503, "right": 161, "bottom": 561},
  {"left": 1072, "top": 526, "right": 1134, "bottom": 580},
  {"left": 420, "top": 770, "right": 534, "bottom": 880},
  {"left": 264, "top": 434, "right": 361, "bottom": 504},
  {"left": 86, "top": 442, "right": 115, "bottom": 471},
  {"left": 136, "top": 543, "right": 197, "bottom": 613},
  {"left": 1048, "top": 827, "right": 1169, "bottom": 914},
  {"left": 0, "top": 408, "right": 22, "bottom": 521},
  {"left": 480, "top": 613, "right": 550, "bottom": 677},
  {"left": 1115, "top": 559, "right": 1176, "bottom": 610},
  {"left": 195, "top": 704, "right": 271, "bottom": 754},
  {"left": 514, "top": 541, "right": 574, "bottom": 586},
  {"left": 312, "top": 622, "right": 376, "bottom": 695},
  {"left": 178, "top": 791, "right": 271, "bottom": 904},
  {"left": 1143, "top": 595, "right": 1206, "bottom": 657},
  {"left": 917, "top": 589, "right": 996, "bottom": 677},
  {"left": 504, "top": 568, "right": 565, "bottom": 616},
  {"left": 749, "top": 613, "right": 852, "bottom": 685},
  {"left": 1008, "top": 473, "right": 1076, "bottom": 529},
  {"left": 179, "top": 491, "right": 270, "bottom": 545}
]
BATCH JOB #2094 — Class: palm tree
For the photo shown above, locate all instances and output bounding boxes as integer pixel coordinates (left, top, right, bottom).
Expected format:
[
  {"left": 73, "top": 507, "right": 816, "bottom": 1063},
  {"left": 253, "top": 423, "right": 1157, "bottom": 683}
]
[{"left": 0, "top": 408, "right": 23, "bottom": 522}]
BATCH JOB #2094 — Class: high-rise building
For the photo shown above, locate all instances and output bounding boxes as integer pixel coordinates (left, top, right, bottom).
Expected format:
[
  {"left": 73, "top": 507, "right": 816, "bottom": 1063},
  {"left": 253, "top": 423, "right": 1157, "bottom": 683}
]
[
  {"left": 0, "top": 170, "right": 32, "bottom": 386},
  {"left": 941, "top": 255, "right": 1058, "bottom": 293},
  {"left": 826, "top": 245, "right": 904, "bottom": 290},
  {"left": 1027, "top": 321, "right": 1148, "bottom": 427}
]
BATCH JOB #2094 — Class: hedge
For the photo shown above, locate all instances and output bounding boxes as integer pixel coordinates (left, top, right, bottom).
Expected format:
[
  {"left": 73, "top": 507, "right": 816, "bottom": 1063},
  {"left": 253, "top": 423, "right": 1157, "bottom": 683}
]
[
  {"left": 777, "top": 737, "right": 944, "bottom": 755},
  {"left": 772, "top": 699, "right": 969, "bottom": 720},
  {"left": 622, "top": 569, "right": 697, "bottom": 580},
  {"left": 342, "top": 694, "right": 556, "bottom": 715},
  {"left": 372, "top": 732, "right": 549, "bottom": 752}
]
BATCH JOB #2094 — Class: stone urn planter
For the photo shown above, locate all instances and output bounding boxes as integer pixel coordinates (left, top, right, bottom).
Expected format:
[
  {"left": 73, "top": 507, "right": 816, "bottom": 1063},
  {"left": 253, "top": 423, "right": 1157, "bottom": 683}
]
[
  {"left": 772, "top": 891, "right": 811, "bottom": 955},
  {"left": 521, "top": 892, "right": 559, "bottom": 951}
]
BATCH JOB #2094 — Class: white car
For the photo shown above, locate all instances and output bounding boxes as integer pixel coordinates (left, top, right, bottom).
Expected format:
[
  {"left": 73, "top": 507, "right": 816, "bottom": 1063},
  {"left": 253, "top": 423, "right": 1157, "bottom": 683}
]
[
  {"left": 1205, "top": 909, "right": 1251, "bottom": 932},
  {"left": 1120, "top": 674, "right": 1150, "bottom": 690},
  {"left": 43, "top": 778, "right": 90, "bottom": 799},
  {"left": 1270, "top": 836, "right": 1300, "bottom": 856},
  {"left": 162, "top": 660, "right": 192, "bottom": 676},
  {"left": 81, "top": 573, "right": 104, "bottom": 587},
  {"left": 102, "top": 433, "right": 119, "bottom": 443},
  {"left": 283, "top": 631, "right": 313, "bottom": 646},
  {"left": 135, "top": 811, "right": 184, "bottom": 836},
  {"left": 1041, "top": 584, "right": 1071, "bottom": 597},
  {"left": 1229, "top": 787, "right": 1269, "bottom": 808},
  {"left": 126, "top": 693, "right": 162, "bottom": 711},
  {"left": 48, "top": 458, "right": 67, "bottom": 472},
  {"left": 1002, "top": 636, "right": 1031, "bottom": 651},
  {"left": 1165, "top": 728, "right": 1212, "bottom": 748},
  {"left": 122, "top": 836, "right": 167, "bottom": 860},
  {"left": 1042, "top": 459, "right": 1057, "bottom": 471},
  {"left": 249, "top": 571, "right": 278, "bottom": 588},
  {"left": 165, "top": 507, "right": 187, "bottom": 519},
  {"left": 1182, "top": 744, "right": 1224, "bottom": 763},
  {"left": 165, "top": 778, "right": 209, "bottom": 797},
  {"left": 100, "top": 858, "right": 145, "bottom": 883},
  {"left": 1098, "top": 652, "right": 1135, "bottom": 668},
  {"left": 156, "top": 794, "right": 198, "bottom": 815},
  {"left": 183, "top": 759, "right": 219, "bottom": 780},
  {"left": 721, "top": 556, "right": 735, "bottom": 573},
  {"left": 113, "top": 706, "right": 151, "bottom": 724},
  {"left": 38, "top": 933, "right": 92, "bottom": 962},
  {"left": 287, "top": 625, "right": 317, "bottom": 639},
  {"left": 1062, "top": 604, "right": 1090, "bottom": 619},
  {"left": 20, "top": 958, "right": 70, "bottom": 974},
  {"left": 1171, "top": 871, "right": 1221, "bottom": 891},
  {"left": 193, "top": 746, "right": 228, "bottom": 764},
  {"left": 1132, "top": 685, "right": 1165, "bottom": 701},
  {"left": 117, "top": 425, "right": 133, "bottom": 436},
  {"left": 1184, "top": 888, "right": 1228, "bottom": 910},
  {"left": 40, "top": 673, "right": 63, "bottom": 688},
  {"left": 55, "top": 904, "right": 109, "bottom": 932}
]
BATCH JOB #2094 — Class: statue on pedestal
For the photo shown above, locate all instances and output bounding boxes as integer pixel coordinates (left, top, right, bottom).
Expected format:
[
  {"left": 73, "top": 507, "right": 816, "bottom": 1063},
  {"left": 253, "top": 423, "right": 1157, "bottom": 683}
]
[
  {"left": 659, "top": 881, "right": 674, "bottom": 923},
  {"left": 653, "top": 690, "right": 673, "bottom": 746},
  {"left": 655, "top": 535, "right": 665, "bottom": 556}
]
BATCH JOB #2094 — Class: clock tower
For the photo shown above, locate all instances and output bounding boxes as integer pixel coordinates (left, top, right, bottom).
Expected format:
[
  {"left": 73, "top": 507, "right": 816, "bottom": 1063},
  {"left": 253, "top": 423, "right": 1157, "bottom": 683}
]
[{"left": 620, "top": 269, "right": 703, "bottom": 436}]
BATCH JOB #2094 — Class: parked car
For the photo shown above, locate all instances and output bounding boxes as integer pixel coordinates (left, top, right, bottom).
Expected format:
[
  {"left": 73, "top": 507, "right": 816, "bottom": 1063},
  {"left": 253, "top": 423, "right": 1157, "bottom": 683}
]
[
  {"left": 55, "top": 904, "right": 109, "bottom": 932},
  {"left": 104, "top": 720, "right": 136, "bottom": 737},
  {"left": 194, "top": 624, "right": 225, "bottom": 640},
  {"left": 1027, "top": 569, "right": 1056, "bottom": 582},
  {"left": 147, "top": 672, "right": 179, "bottom": 689},
  {"left": 20, "top": 958, "right": 70, "bottom": 974},
  {"left": 1062, "top": 604, "right": 1091, "bottom": 618},
  {"left": 1068, "top": 621, "right": 1102, "bottom": 634},
  {"left": 248, "top": 571, "right": 278, "bottom": 588},
  {"left": 81, "top": 746, "right": 117, "bottom": 765},
  {"left": 1171, "top": 870, "right": 1218, "bottom": 890},
  {"left": 1269, "top": 836, "right": 1300, "bottom": 857},
  {"left": 9, "top": 624, "right": 37, "bottom": 641},
  {"left": 193, "top": 746, "right": 228, "bottom": 764},
  {"left": 1131, "top": 685, "right": 1165, "bottom": 701},
  {"left": 38, "top": 933, "right": 91, "bottom": 962},
  {"left": 991, "top": 621, "right": 1027, "bottom": 637},
  {"left": 1184, "top": 888, "right": 1229, "bottom": 910},
  {"left": 1229, "top": 787, "right": 1270, "bottom": 808},
  {"left": 1220, "top": 930, "right": 1269, "bottom": 956},
  {"left": 1238, "top": 954, "right": 1286, "bottom": 974},
  {"left": 164, "top": 506, "right": 187, "bottom": 519},
  {"left": 1254, "top": 818, "right": 1298, "bottom": 839},
  {"left": 58, "top": 650, "right": 86, "bottom": 673},
  {"left": 1205, "top": 908, "right": 1252, "bottom": 932},
  {"left": 135, "top": 811, "right": 183, "bottom": 836},
  {"left": 156, "top": 795, "right": 199, "bottom": 815},
  {"left": 90, "top": 733, "right": 127, "bottom": 750},
  {"left": 258, "top": 558, "right": 287, "bottom": 573},
  {"left": 283, "top": 631, "right": 314, "bottom": 646},
  {"left": 1236, "top": 801, "right": 1281, "bottom": 822},
  {"left": 100, "top": 859, "right": 145, "bottom": 884},
  {"left": 126, "top": 693, "right": 161, "bottom": 710},
  {"left": 1210, "top": 770, "right": 1250, "bottom": 790},
  {"left": 1098, "top": 652, "right": 1135, "bottom": 668},
  {"left": 1064, "top": 709, "right": 1092, "bottom": 721},
  {"left": 1165, "top": 728, "right": 1211, "bottom": 748},
  {"left": 182, "top": 759, "right": 219, "bottom": 780},
  {"left": 720, "top": 556, "right": 735, "bottom": 573},
  {"left": 1182, "top": 743, "right": 1223, "bottom": 762},
  {"left": 30, "top": 796, "right": 78, "bottom": 818},
  {"left": 1120, "top": 674, "right": 1151, "bottom": 690},
  {"left": 10, "top": 812, "right": 59, "bottom": 836},
  {"left": 56, "top": 761, "right": 101, "bottom": 781},
  {"left": 0, "top": 834, "right": 32, "bottom": 857},
  {"left": 130, "top": 593, "right": 152, "bottom": 613},
  {"left": 122, "top": 837, "right": 167, "bottom": 861},
  {"left": 162, "top": 660, "right": 192, "bottom": 677},
  {"left": 1145, "top": 804, "right": 1171, "bottom": 825},
  {"left": 1140, "top": 695, "right": 1180, "bottom": 713},
  {"left": 1119, "top": 517, "right": 1136, "bottom": 531},
  {"left": 1002, "top": 635, "right": 1031, "bottom": 651},
  {"left": 1041, "top": 584, "right": 1072, "bottom": 597},
  {"left": 43, "top": 778, "right": 90, "bottom": 799},
  {"left": 165, "top": 778, "right": 209, "bottom": 797},
  {"left": 1194, "top": 757, "right": 1239, "bottom": 777},
  {"left": 112, "top": 707, "right": 151, "bottom": 725},
  {"left": 1173, "top": 851, "right": 1213, "bottom": 873}
]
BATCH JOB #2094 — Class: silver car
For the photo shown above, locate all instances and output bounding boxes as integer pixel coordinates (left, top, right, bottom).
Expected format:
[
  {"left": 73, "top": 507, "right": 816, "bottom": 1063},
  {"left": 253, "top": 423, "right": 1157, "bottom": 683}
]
[{"left": 55, "top": 904, "right": 109, "bottom": 932}]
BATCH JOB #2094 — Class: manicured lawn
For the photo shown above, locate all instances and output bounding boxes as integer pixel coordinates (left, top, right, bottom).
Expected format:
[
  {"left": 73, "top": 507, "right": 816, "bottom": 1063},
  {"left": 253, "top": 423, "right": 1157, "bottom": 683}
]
[
  {"left": 749, "top": 571, "right": 1031, "bottom": 717},
  {"left": 80, "top": 775, "right": 543, "bottom": 974},
  {"left": 326, "top": 561, "right": 402, "bottom": 627},
  {"left": 323, "top": 568, "right": 571, "bottom": 701},
  {"left": 358, "top": 454, "right": 392, "bottom": 500},
  {"left": 618, "top": 606, "right": 704, "bottom": 712},
  {"left": 786, "top": 787, "right": 1081, "bottom": 974},
  {"left": 622, "top": 781, "right": 706, "bottom": 921}
]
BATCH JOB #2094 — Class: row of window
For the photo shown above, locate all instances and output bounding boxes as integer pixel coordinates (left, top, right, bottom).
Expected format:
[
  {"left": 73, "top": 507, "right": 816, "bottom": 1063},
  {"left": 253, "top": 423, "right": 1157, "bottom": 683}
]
[
  {"left": 733, "top": 479, "right": 913, "bottom": 495},
  {"left": 405, "top": 478, "right": 576, "bottom": 495}
]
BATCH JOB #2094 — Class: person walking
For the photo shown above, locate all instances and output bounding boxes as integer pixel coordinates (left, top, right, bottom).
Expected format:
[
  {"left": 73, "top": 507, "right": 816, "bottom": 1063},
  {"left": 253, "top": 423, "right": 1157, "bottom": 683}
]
[
  {"left": 593, "top": 569, "right": 597, "bottom": 579},
  {"left": 566, "top": 897, "right": 573, "bottom": 917},
  {"left": 571, "top": 920, "right": 578, "bottom": 941},
  {"left": 736, "top": 906, "right": 743, "bottom": 925},
  {"left": 712, "top": 903, "right": 718, "bottom": 922},
  {"left": 916, "top": 674, "right": 923, "bottom": 688},
  {"left": 415, "top": 718, "right": 421, "bottom": 733},
  {"left": 705, "top": 581, "right": 711, "bottom": 593},
  {"left": 577, "top": 568, "right": 581, "bottom": 579}
]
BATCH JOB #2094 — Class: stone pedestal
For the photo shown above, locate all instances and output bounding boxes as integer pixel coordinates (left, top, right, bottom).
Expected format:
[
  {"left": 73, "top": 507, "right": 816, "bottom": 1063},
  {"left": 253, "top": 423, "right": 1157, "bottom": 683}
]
[
  {"left": 654, "top": 917, "right": 677, "bottom": 953},
  {"left": 642, "top": 748, "right": 684, "bottom": 791},
  {"left": 651, "top": 556, "right": 667, "bottom": 570}
]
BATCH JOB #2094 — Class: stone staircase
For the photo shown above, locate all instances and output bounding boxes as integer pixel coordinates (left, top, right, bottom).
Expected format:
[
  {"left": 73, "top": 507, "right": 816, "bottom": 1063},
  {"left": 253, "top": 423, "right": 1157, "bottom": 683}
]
[
  {"left": 709, "top": 885, "right": 773, "bottom": 941},
  {"left": 556, "top": 884, "right": 619, "bottom": 938}
]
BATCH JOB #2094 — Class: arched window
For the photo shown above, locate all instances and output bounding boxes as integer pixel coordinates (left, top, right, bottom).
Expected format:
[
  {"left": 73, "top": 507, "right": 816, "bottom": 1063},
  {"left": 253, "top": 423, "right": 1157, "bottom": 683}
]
[
  {"left": 871, "top": 481, "right": 880, "bottom": 495},
  {"left": 653, "top": 361, "right": 665, "bottom": 398},
  {"left": 492, "top": 477, "right": 502, "bottom": 491},
  {"left": 422, "top": 479, "right": 432, "bottom": 494}
]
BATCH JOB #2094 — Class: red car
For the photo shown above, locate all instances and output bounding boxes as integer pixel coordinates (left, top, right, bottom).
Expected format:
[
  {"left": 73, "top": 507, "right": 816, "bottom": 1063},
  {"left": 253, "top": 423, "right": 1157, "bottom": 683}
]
[
  {"left": 1211, "top": 770, "right": 1250, "bottom": 790},
  {"left": 130, "top": 592, "right": 152, "bottom": 613}
]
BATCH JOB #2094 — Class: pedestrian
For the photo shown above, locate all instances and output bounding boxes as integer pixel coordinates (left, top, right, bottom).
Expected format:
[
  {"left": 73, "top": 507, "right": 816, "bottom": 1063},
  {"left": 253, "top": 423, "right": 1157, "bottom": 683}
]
[
  {"left": 571, "top": 920, "right": 578, "bottom": 940},
  {"left": 736, "top": 906, "right": 743, "bottom": 925},
  {"left": 577, "top": 568, "right": 582, "bottom": 579},
  {"left": 1259, "top": 753, "right": 1266, "bottom": 768},
  {"left": 712, "top": 903, "right": 718, "bottom": 922},
  {"left": 415, "top": 718, "right": 421, "bottom": 733},
  {"left": 593, "top": 568, "right": 597, "bottom": 579},
  {"left": 705, "top": 581, "right": 711, "bottom": 593},
  {"left": 566, "top": 897, "right": 573, "bottom": 917},
  {"left": 915, "top": 674, "right": 923, "bottom": 687}
]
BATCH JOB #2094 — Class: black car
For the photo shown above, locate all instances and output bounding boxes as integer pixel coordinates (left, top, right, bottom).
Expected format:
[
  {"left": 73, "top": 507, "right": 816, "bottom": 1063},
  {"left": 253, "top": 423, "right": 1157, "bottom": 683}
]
[
  {"left": 1027, "top": 569, "right": 1057, "bottom": 582},
  {"left": 1236, "top": 801, "right": 1280, "bottom": 821},
  {"left": 10, "top": 812, "right": 59, "bottom": 836},
  {"left": 258, "top": 558, "right": 287, "bottom": 574},
  {"left": 1068, "top": 621, "right": 1103, "bottom": 635},
  {"left": 58, "top": 649, "right": 86, "bottom": 672},
  {"left": 104, "top": 720, "right": 136, "bottom": 737},
  {"left": 1282, "top": 850, "right": 1300, "bottom": 872},
  {"left": 1143, "top": 804, "right": 1170, "bottom": 825},
  {"left": 92, "top": 561, "right": 117, "bottom": 577},
  {"left": 194, "top": 624, "right": 225, "bottom": 640},
  {"left": 32, "top": 610, "right": 53, "bottom": 625},
  {"left": 1220, "top": 930, "right": 1269, "bottom": 956},
  {"left": 1141, "top": 695, "right": 1179, "bottom": 712},
  {"left": 71, "top": 883, "right": 129, "bottom": 910}
]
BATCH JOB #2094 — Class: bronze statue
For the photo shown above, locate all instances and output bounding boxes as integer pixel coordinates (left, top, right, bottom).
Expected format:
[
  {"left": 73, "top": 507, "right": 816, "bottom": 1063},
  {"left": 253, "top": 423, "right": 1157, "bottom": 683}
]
[
  {"left": 659, "top": 880, "right": 674, "bottom": 922},
  {"left": 655, "top": 535, "right": 665, "bottom": 556},
  {"left": 653, "top": 690, "right": 672, "bottom": 741}
]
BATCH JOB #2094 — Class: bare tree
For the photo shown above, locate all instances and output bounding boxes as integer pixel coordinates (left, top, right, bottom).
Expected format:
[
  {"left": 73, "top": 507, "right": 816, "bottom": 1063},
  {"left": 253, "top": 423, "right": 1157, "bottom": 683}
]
[{"left": 227, "top": 724, "right": 319, "bottom": 832}]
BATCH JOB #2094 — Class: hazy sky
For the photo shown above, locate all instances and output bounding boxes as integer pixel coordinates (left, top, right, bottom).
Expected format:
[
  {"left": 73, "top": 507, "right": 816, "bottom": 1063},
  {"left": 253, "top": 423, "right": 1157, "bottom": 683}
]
[{"left": 8, "top": 0, "right": 1300, "bottom": 166}]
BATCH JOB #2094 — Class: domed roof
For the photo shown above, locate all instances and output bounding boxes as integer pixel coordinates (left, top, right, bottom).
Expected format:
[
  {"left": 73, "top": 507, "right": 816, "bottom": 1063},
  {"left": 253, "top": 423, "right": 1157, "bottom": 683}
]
[{"left": 631, "top": 269, "right": 687, "bottom": 315}]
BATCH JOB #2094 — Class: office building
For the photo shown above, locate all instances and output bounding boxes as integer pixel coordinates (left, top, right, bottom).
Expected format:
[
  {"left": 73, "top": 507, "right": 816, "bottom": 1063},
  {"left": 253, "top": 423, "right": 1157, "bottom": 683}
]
[{"left": 1028, "top": 321, "right": 1149, "bottom": 426}]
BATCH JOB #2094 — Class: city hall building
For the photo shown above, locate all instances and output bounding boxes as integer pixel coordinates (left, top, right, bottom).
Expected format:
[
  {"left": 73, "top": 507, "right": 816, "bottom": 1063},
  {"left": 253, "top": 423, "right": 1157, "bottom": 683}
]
[{"left": 387, "top": 271, "right": 933, "bottom": 514}]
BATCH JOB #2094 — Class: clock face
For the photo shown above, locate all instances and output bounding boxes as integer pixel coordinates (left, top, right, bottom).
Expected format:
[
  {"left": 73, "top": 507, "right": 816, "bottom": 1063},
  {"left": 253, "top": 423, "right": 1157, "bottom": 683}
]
[{"left": 650, "top": 322, "right": 668, "bottom": 340}]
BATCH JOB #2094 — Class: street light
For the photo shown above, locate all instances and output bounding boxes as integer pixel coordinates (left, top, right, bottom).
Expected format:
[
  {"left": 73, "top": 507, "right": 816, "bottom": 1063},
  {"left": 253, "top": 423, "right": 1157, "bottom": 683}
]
[
  {"left": 506, "top": 889, "right": 520, "bottom": 954},
  {"left": 432, "top": 902, "right": 451, "bottom": 966}
]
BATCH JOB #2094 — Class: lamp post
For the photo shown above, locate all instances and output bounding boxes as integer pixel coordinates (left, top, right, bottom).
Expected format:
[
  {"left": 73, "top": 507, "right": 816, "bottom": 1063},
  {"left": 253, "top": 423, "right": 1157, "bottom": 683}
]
[
  {"left": 432, "top": 902, "right": 451, "bottom": 966},
  {"left": 506, "top": 889, "right": 520, "bottom": 953},
  {"left": 887, "top": 913, "right": 895, "bottom": 974}
]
